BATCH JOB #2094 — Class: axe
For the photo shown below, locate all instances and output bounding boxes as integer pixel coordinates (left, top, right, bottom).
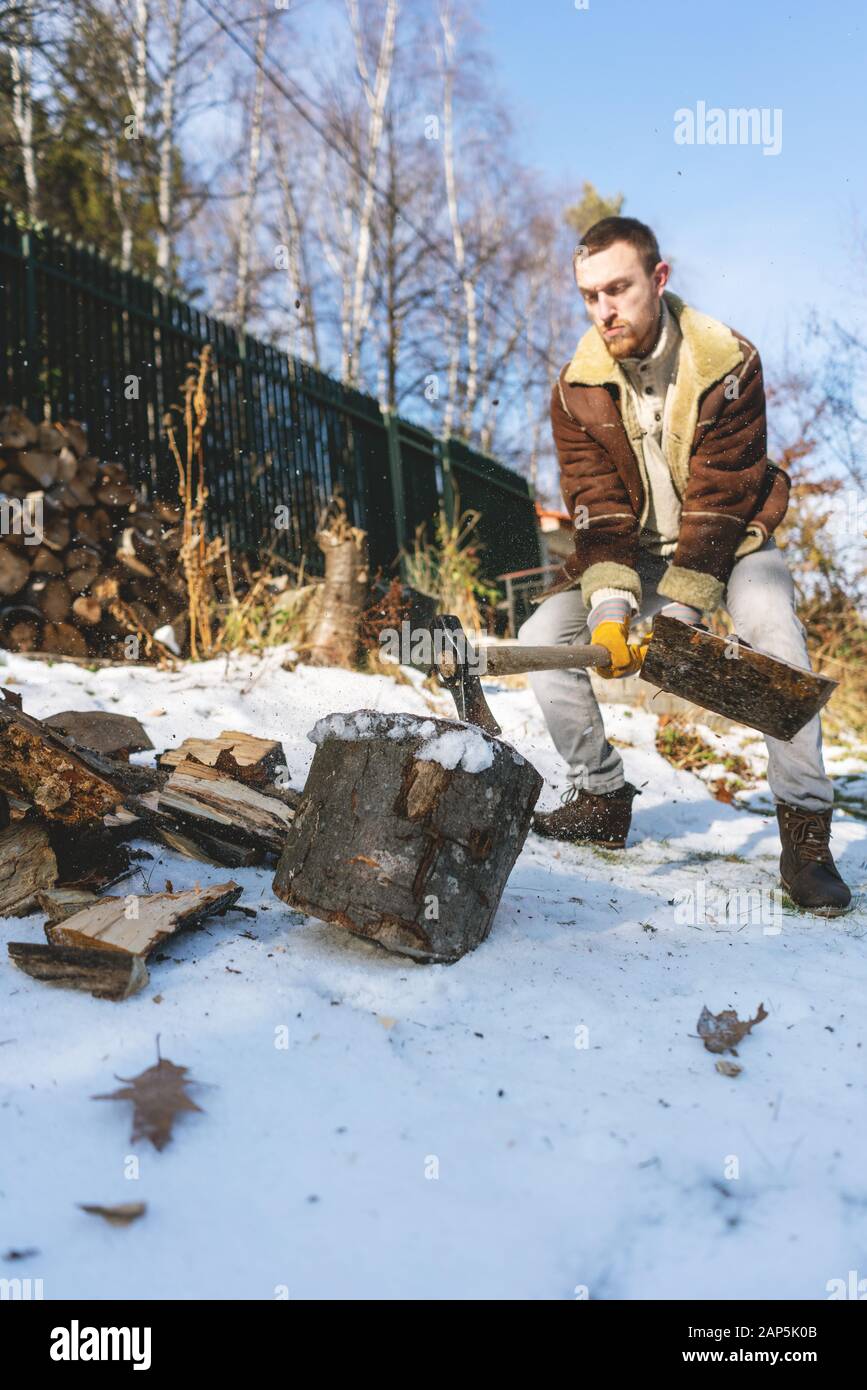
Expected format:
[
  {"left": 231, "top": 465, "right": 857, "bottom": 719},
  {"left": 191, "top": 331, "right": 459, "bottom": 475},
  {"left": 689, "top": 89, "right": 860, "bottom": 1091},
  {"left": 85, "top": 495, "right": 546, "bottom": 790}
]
[{"left": 429, "top": 614, "right": 836, "bottom": 742}]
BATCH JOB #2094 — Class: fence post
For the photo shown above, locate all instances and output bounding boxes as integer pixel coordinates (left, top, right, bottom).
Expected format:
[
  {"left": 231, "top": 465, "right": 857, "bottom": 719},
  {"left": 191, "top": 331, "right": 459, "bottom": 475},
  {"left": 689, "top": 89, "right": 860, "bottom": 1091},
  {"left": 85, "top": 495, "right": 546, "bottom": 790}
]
[
  {"left": 21, "top": 228, "right": 38, "bottom": 417},
  {"left": 383, "top": 408, "right": 407, "bottom": 575},
  {"left": 237, "top": 331, "right": 259, "bottom": 552},
  {"left": 440, "top": 436, "right": 457, "bottom": 526}
]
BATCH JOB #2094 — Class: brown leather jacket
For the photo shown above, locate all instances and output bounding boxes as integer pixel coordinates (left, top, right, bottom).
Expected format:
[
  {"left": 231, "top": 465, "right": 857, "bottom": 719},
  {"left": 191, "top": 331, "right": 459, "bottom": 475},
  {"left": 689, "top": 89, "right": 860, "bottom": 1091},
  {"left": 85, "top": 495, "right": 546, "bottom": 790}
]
[{"left": 544, "top": 291, "right": 790, "bottom": 613}]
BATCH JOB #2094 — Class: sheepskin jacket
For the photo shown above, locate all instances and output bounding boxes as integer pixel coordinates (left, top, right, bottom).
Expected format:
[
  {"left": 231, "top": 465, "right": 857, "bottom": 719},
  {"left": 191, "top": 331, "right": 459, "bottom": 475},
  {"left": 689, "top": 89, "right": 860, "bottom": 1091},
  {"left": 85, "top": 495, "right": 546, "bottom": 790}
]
[{"left": 544, "top": 291, "right": 791, "bottom": 613}]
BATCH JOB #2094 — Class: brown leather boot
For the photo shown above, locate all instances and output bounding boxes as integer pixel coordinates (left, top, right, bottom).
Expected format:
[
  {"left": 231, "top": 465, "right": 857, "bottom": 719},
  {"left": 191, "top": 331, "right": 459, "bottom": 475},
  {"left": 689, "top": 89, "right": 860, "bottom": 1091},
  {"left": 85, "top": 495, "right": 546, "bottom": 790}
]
[
  {"left": 776, "top": 802, "right": 852, "bottom": 915},
  {"left": 532, "top": 782, "right": 639, "bottom": 848}
]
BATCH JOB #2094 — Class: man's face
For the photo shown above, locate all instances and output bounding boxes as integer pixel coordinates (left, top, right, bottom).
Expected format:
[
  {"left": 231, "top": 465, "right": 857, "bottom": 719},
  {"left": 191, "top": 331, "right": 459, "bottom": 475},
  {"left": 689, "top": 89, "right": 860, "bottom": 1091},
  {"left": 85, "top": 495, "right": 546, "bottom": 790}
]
[{"left": 574, "top": 240, "right": 670, "bottom": 360}]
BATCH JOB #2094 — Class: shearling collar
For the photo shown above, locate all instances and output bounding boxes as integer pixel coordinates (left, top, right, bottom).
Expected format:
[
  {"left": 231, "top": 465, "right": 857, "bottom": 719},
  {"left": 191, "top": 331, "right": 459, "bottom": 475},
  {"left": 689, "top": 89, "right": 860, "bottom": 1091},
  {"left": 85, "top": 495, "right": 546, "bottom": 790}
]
[{"left": 563, "top": 291, "right": 742, "bottom": 393}]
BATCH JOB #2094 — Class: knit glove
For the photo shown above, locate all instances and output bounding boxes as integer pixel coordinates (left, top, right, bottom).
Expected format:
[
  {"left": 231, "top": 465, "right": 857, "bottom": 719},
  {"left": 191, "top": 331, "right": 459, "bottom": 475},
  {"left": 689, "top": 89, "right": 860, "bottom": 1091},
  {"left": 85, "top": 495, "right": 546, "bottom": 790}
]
[
  {"left": 659, "top": 601, "right": 704, "bottom": 626},
  {"left": 588, "top": 596, "right": 649, "bottom": 680}
]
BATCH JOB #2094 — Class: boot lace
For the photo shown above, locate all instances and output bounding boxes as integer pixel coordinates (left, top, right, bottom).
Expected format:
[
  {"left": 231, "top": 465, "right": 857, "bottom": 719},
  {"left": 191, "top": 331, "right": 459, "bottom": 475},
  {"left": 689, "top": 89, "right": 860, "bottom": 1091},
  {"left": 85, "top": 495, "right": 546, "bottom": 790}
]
[{"left": 785, "top": 808, "right": 832, "bottom": 864}]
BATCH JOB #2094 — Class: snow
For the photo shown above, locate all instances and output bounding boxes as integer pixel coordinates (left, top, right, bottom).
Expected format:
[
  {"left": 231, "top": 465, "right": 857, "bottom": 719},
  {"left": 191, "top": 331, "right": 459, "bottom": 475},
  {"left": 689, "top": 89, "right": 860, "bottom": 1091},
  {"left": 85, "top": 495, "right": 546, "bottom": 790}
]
[
  {"left": 310, "top": 708, "right": 496, "bottom": 772},
  {"left": 1, "top": 645, "right": 866, "bottom": 1300}
]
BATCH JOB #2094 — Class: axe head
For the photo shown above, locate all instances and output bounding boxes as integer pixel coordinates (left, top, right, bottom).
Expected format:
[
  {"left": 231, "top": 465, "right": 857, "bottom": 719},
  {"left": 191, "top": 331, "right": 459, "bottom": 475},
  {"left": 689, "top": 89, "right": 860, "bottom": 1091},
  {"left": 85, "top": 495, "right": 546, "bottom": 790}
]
[
  {"left": 640, "top": 615, "right": 837, "bottom": 741},
  {"left": 430, "top": 615, "right": 501, "bottom": 737}
]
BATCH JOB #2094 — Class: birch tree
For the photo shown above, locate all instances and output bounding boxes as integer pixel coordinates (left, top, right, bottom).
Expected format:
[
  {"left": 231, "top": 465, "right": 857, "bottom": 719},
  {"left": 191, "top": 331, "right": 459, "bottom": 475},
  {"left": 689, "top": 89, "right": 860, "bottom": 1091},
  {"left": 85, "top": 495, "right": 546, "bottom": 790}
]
[
  {"left": 7, "top": 0, "right": 39, "bottom": 218},
  {"left": 342, "top": 0, "right": 399, "bottom": 385},
  {"left": 233, "top": 9, "right": 269, "bottom": 328}
]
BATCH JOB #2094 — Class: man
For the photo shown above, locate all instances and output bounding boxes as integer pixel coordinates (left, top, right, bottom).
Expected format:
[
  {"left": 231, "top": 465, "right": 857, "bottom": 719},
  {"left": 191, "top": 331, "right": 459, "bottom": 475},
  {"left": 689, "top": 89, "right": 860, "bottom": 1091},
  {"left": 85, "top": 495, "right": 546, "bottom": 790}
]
[{"left": 519, "top": 216, "right": 851, "bottom": 915}]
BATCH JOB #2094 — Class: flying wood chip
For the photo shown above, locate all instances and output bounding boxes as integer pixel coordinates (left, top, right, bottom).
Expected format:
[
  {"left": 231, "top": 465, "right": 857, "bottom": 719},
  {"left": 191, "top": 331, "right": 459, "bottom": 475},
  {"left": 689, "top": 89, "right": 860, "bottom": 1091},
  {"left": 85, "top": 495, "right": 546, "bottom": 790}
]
[
  {"left": 697, "top": 1002, "right": 768, "bottom": 1056},
  {"left": 92, "top": 1052, "right": 203, "bottom": 1151},
  {"left": 79, "top": 1202, "right": 146, "bottom": 1226}
]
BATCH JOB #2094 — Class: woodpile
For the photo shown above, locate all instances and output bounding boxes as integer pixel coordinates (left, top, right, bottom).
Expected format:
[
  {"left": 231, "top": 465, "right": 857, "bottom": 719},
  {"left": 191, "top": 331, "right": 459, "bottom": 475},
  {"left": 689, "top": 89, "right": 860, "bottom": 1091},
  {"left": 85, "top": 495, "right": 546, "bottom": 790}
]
[
  {"left": 1, "top": 689, "right": 542, "bottom": 990},
  {"left": 0, "top": 405, "right": 188, "bottom": 659},
  {"left": 0, "top": 689, "right": 298, "bottom": 999}
]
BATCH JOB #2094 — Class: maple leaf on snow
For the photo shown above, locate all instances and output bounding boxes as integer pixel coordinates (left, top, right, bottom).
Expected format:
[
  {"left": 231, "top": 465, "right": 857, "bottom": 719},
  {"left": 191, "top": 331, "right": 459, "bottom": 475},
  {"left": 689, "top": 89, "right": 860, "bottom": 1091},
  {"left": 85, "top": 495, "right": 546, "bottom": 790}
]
[
  {"left": 92, "top": 1042, "right": 203, "bottom": 1150},
  {"left": 696, "top": 1002, "right": 768, "bottom": 1056}
]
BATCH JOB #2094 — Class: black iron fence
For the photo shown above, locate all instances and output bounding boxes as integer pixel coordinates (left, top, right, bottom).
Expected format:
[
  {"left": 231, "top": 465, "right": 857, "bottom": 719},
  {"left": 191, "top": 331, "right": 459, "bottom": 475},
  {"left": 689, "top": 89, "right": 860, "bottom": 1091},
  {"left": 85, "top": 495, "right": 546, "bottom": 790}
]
[{"left": 0, "top": 205, "right": 540, "bottom": 583}]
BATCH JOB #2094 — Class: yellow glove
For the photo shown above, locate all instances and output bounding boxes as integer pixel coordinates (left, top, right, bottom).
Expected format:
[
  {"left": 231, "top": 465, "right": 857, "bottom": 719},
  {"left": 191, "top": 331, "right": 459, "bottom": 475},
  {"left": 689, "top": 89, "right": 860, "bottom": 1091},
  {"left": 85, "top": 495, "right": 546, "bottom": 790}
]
[{"left": 591, "top": 618, "right": 649, "bottom": 680}]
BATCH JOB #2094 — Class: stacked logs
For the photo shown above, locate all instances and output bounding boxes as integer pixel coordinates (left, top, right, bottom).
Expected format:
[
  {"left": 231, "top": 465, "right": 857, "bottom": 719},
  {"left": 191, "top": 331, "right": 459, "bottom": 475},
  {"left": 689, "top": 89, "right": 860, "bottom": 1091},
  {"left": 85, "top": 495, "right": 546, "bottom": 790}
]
[{"left": 0, "top": 405, "right": 187, "bottom": 658}]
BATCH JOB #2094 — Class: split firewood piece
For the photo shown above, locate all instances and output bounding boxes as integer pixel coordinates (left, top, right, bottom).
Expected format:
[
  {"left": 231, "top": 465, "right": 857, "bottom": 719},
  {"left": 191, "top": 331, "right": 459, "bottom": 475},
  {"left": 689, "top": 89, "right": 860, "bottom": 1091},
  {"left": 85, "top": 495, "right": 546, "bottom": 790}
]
[
  {"left": 158, "top": 730, "right": 285, "bottom": 788},
  {"left": 158, "top": 759, "right": 293, "bottom": 856},
  {"left": 0, "top": 548, "right": 30, "bottom": 596},
  {"left": 4, "top": 618, "right": 42, "bottom": 652},
  {"left": 55, "top": 420, "right": 88, "bottom": 458},
  {"left": 36, "top": 422, "right": 65, "bottom": 453},
  {"left": 41, "top": 621, "right": 90, "bottom": 656},
  {"left": 0, "top": 822, "right": 58, "bottom": 914},
  {"left": 157, "top": 824, "right": 263, "bottom": 869},
  {"left": 17, "top": 451, "right": 59, "bottom": 489},
  {"left": 30, "top": 547, "right": 65, "bottom": 576},
  {"left": 7, "top": 942, "right": 149, "bottom": 1001},
  {"left": 43, "top": 711, "right": 153, "bottom": 761},
  {"left": 35, "top": 887, "right": 103, "bottom": 924},
  {"left": 0, "top": 405, "right": 39, "bottom": 449},
  {"left": 71, "top": 596, "right": 101, "bottom": 626},
  {"left": 0, "top": 689, "right": 124, "bottom": 823},
  {"left": 45, "top": 880, "right": 243, "bottom": 957},
  {"left": 47, "top": 821, "right": 137, "bottom": 891},
  {"left": 40, "top": 513, "right": 71, "bottom": 552}
]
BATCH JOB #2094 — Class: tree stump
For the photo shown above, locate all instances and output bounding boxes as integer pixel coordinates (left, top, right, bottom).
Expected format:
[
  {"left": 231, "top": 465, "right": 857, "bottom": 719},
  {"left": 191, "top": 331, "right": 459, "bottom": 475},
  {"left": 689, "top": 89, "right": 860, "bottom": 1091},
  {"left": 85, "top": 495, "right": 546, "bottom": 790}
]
[
  {"left": 273, "top": 710, "right": 542, "bottom": 963},
  {"left": 306, "top": 507, "right": 368, "bottom": 668}
]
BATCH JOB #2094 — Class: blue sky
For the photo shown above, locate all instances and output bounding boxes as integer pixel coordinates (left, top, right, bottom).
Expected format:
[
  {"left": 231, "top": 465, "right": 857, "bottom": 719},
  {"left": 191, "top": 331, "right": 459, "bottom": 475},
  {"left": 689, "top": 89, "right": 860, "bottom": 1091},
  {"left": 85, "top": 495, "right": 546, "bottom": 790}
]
[{"left": 474, "top": 0, "right": 867, "bottom": 370}]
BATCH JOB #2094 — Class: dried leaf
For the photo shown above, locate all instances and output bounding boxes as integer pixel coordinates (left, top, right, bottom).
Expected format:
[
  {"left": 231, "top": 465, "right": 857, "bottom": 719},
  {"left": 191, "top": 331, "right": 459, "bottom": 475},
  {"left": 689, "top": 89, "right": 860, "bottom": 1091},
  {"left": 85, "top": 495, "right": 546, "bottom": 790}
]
[
  {"left": 715, "top": 1059, "right": 743, "bottom": 1078},
  {"left": 377, "top": 1015, "right": 397, "bottom": 1030},
  {"left": 697, "top": 1002, "right": 768, "bottom": 1055},
  {"left": 79, "top": 1202, "right": 146, "bottom": 1226},
  {"left": 92, "top": 1052, "right": 203, "bottom": 1151}
]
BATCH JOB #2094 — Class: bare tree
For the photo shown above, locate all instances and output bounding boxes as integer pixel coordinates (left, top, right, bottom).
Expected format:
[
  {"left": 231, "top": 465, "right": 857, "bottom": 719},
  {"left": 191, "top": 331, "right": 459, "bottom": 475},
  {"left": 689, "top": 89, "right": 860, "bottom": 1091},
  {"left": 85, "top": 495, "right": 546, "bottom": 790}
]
[
  {"left": 342, "top": 0, "right": 399, "bottom": 385},
  {"left": 232, "top": 8, "right": 269, "bottom": 327},
  {"left": 7, "top": 0, "right": 39, "bottom": 217}
]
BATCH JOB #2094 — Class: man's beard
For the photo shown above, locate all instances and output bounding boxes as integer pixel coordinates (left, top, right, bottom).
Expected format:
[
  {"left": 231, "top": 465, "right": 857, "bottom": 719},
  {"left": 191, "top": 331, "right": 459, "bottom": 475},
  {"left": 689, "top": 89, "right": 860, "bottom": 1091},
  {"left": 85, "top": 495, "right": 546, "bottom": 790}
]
[{"left": 599, "top": 321, "right": 644, "bottom": 359}]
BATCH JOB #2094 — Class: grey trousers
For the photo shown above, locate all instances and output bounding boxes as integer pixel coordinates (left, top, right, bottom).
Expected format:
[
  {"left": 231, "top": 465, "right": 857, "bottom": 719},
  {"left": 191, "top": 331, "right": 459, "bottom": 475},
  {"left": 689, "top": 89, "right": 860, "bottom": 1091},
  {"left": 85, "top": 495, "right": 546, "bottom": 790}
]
[{"left": 517, "top": 540, "right": 833, "bottom": 811}]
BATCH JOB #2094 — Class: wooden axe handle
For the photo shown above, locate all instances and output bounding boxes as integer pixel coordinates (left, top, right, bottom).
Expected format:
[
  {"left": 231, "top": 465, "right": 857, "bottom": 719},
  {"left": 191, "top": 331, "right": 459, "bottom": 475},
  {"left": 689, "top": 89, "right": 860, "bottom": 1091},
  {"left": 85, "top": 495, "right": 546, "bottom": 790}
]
[{"left": 442, "top": 642, "right": 614, "bottom": 677}]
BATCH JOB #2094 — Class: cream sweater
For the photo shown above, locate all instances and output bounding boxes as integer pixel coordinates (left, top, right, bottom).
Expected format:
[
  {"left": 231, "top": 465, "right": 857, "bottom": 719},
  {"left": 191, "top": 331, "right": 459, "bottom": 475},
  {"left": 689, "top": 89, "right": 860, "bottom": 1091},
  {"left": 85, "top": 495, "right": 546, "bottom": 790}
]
[{"left": 590, "top": 298, "right": 684, "bottom": 618}]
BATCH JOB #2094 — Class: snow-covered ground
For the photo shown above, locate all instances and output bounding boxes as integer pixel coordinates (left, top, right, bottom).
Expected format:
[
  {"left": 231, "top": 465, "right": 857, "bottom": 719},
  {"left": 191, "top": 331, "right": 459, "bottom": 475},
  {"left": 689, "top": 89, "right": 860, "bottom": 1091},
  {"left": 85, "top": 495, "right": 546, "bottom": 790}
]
[{"left": 1, "top": 646, "right": 865, "bottom": 1301}]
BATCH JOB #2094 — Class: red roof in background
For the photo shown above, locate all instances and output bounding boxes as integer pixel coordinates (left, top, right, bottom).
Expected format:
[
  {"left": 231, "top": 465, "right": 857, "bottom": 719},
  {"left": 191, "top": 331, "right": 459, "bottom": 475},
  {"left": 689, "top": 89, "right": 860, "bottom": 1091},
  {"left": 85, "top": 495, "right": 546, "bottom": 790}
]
[{"left": 535, "top": 501, "right": 571, "bottom": 527}]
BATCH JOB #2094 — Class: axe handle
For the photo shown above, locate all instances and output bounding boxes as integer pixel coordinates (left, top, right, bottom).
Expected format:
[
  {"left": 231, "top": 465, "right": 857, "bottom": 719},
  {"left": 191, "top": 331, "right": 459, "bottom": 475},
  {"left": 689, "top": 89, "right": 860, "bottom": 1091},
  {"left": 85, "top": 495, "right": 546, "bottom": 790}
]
[{"left": 442, "top": 643, "right": 612, "bottom": 677}]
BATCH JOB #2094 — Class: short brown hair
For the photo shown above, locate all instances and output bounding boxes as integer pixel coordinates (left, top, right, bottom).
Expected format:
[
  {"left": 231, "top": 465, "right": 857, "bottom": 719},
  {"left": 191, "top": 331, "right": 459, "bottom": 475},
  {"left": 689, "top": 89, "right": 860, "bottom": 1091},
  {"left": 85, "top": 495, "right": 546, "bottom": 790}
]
[{"left": 574, "top": 217, "right": 662, "bottom": 277}]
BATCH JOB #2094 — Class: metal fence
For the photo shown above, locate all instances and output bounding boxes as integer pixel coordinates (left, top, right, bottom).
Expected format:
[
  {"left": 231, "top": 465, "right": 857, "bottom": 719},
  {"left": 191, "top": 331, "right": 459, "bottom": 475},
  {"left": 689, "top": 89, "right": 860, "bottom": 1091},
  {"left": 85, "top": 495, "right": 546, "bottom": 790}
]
[{"left": 0, "top": 205, "right": 540, "bottom": 584}]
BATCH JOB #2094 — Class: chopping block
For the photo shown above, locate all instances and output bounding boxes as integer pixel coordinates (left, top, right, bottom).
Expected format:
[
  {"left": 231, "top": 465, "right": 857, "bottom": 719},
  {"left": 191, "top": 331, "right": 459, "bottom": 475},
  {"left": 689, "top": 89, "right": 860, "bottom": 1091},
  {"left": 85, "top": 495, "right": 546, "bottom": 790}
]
[{"left": 272, "top": 710, "right": 543, "bottom": 964}]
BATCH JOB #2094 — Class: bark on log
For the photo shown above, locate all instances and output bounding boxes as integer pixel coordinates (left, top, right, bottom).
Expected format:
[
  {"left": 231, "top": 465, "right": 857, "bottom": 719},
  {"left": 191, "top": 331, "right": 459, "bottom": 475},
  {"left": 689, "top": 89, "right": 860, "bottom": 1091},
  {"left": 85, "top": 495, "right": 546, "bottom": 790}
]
[
  {"left": 273, "top": 710, "right": 543, "bottom": 963},
  {"left": 7, "top": 942, "right": 149, "bottom": 1000},
  {"left": 0, "top": 689, "right": 124, "bottom": 823},
  {"left": 0, "top": 821, "right": 58, "bottom": 913},
  {"left": 44, "top": 711, "right": 153, "bottom": 760}
]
